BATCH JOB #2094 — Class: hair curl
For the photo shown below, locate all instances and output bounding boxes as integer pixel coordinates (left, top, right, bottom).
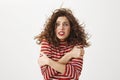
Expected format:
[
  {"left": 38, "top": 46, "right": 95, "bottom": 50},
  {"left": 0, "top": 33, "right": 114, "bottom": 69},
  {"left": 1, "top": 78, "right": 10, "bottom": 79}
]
[{"left": 34, "top": 8, "right": 90, "bottom": 47}]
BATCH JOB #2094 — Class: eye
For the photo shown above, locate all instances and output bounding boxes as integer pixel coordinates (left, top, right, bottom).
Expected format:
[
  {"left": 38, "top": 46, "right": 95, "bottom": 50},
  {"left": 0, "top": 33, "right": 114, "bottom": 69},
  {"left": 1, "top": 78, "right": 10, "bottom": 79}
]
[
  {"left": 63, "top": 23, "right": 69, "bottom": 26},
  {"left": 55, "top": 23, "right": 60, "bottom": 27}
]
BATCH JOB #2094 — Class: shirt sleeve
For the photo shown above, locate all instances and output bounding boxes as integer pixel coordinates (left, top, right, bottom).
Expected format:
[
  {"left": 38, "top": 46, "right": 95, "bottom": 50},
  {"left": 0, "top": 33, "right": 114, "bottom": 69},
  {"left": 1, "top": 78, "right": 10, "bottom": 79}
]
[
  {"left": 63, "top": 58, "right": 83, "bottom": 79},
  {"left": 40, "top": 39, "right": 57, "bottom": 80},
  {"left": 40, "top": 65, "right": 57, "bottom": 80}
]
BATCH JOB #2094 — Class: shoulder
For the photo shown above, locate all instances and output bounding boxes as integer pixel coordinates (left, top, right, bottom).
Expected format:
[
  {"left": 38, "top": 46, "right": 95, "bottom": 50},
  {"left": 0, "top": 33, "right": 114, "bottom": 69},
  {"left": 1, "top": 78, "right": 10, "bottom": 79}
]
[
  {"left": 40, "top": 39, "right": 51, "bottom": 54},
  {"left": 40, "top": 39, "right": 50, "bottom": 49},
  {"left": 40, "top": 39, "right": 49, "bottom": 45}
]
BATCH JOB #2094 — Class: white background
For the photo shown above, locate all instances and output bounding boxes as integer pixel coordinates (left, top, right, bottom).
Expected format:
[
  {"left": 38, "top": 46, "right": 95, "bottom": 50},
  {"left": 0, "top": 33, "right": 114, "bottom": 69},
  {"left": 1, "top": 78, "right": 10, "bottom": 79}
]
[{"left": 0, "top": 0, "right": 120, "bottom": 80}]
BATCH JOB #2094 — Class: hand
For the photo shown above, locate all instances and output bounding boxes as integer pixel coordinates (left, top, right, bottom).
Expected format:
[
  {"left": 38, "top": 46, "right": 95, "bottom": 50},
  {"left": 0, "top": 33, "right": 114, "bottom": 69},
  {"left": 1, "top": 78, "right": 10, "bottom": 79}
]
[
  {"left": 70, "top": 46, "right": 84, "bottom": 58},
  {"left": 38, "top": 52, "right": 50, "bottom": 66}
]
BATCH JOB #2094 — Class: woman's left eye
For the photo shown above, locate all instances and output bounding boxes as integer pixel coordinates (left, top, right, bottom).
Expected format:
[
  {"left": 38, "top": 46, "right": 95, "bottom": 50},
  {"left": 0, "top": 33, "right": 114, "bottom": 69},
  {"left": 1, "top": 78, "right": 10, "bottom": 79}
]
[{"left": 63, "top": 23, "right": 69, "bottom": 26}]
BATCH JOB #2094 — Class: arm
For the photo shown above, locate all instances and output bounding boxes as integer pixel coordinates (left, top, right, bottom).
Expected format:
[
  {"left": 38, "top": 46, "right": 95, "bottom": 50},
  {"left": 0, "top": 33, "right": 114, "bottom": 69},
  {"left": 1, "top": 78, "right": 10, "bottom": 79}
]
[
  {"left": 61, "top": 47, "right": 84, "bottom": 79},
  {"left": 40, "top": 65, "right": 57, "bottom": 80},
  {"left": 63, "top": 58, "right": 83, "bottom": 79},
  {"left": 58, "top": 46, "right": 84, "bottom": 64},
  {"left": 48, "top": 58, "right": 66, "bottom": 74},
  {"left": 58, "top": 51, "right": 72, "bottom": 64},
  {"left": 39, "top": 46, "right": 84, "bottom": 74},
  {"left": 39, "top": 52, "right": 66, "bottom": 74},
  {"left": 39, "top": 39, "right": 84, "bottom": 79},
  {"left": 38, "top": 40, "right": 57, "bottom": 80},
  {"left": 39, "top": 39, "right": 72, "bottom": 75},
  {"left": 48, "top": 47, "right": 85, "bottom": 79}
]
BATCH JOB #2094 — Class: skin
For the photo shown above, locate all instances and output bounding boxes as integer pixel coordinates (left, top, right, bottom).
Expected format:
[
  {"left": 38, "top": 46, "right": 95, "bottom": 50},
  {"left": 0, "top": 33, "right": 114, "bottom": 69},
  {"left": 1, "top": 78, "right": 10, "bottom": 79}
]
[
  {"left": 38, "top": 16, "right": 84, "bottom": 74},
  {"left": 55, "top": 16, "right": 70, "bottom": 41}
]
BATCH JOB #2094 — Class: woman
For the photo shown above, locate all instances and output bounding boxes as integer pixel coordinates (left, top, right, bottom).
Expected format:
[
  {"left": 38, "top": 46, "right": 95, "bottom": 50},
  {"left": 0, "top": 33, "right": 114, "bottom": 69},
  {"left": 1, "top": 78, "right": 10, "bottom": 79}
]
[{"left": 35, "top": 8, "right": 89, "bottom": 80}]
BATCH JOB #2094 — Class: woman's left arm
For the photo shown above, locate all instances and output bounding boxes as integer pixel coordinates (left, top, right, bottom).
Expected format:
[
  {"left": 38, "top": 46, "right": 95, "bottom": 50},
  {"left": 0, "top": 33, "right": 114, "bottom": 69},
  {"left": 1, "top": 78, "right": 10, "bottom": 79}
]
[{"left": 58, "top": 46, "right": 84, "bottom": 64}]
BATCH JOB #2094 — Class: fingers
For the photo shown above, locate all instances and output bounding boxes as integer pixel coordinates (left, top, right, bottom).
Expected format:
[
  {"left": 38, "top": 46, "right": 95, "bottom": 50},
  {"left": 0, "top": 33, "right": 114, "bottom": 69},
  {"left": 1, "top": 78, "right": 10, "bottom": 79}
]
[
  {"left": 76, "top": 45, "right": 81, "bottom": 48},
  {"left": 41, "top": 53, "right": 46, "bottom": 56},
  {"left": 39, "top": 52, "right": 47, "bottom": 58},
  {"left": 74, "top": 46, "right": 83, "bottom": 50},
  {"left": 39, "top": 54, "right": 43, "bottom": 57},
  {"left": 40, "top": 52, "right": 44, "bottom": 55},
  {"left": 80, "top": 48, "right": 84, "bottom": 56},
  {"left": 39, "top": 52, "right": 45, "bottom": 57},
  {"left": 76, "top": 45, "right": 83, "bottom": 48}
]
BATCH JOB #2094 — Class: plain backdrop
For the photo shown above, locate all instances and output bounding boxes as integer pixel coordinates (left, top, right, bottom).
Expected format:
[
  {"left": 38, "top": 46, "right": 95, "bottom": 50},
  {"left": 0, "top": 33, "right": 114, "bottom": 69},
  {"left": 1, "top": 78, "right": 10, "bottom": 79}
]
[{"left": 0, "top": 0, "right": 120, "bottom": 80}]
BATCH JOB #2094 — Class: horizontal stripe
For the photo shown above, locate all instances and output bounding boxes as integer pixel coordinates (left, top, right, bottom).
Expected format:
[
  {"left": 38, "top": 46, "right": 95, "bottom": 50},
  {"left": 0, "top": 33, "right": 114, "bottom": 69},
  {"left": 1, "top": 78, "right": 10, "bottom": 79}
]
[{"left": 40, "top": 40, "right": 83, "bottom": 80}]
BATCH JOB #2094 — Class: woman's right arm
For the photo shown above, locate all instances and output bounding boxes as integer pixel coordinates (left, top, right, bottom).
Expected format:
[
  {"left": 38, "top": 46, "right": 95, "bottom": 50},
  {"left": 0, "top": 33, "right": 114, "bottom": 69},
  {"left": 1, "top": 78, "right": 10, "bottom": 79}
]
[{"left": 39, "top": 40, "right": 57, "bottom": 80}]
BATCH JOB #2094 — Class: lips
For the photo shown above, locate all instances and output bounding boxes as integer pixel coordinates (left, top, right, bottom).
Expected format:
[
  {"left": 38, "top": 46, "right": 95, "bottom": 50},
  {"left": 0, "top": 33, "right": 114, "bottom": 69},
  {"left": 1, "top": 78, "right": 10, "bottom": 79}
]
[{"left": 58, "top": 31, "right": 65, "bottom": 36}]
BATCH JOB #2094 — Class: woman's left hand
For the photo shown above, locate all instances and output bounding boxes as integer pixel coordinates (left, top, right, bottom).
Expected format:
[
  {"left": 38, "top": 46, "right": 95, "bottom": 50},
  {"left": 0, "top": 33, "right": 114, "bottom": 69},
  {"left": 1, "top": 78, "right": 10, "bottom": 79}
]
[
  {"left": 70, "top": 46, "right": 84, "bottom": 58},
  {"left": 38, "top": 52, "right": 50, "bottom": 66}
]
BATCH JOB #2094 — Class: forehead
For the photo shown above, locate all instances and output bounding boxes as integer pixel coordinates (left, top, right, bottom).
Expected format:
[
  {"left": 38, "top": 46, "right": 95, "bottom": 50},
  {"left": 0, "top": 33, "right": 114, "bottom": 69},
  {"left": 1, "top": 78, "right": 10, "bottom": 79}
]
[{"left": 56, "top": 16, "right": 69, "bottom": 22}]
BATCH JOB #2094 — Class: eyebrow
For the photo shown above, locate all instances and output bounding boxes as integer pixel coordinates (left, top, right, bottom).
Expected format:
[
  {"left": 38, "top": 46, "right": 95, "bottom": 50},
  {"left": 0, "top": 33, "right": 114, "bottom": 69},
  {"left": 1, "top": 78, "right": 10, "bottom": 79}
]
[
  {"left": 63, "top": 22, "right": 69, "bottom": 24},
  {"left": 56, "top": 21, "right": 69, "bottom": 23}
]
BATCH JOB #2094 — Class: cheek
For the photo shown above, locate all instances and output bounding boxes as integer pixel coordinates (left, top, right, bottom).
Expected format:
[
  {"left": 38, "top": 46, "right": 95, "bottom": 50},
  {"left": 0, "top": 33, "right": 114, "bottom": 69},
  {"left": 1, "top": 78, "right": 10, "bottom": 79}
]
[{"left": 66, "top": 27, "right": 71, "bottom": 36}]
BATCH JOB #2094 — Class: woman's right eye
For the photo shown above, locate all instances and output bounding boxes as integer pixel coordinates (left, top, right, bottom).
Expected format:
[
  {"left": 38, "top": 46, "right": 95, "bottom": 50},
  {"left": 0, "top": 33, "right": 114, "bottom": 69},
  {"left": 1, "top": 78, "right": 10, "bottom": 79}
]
[{"left": 55, "top": 23, "right": 60, "bottom": 27}]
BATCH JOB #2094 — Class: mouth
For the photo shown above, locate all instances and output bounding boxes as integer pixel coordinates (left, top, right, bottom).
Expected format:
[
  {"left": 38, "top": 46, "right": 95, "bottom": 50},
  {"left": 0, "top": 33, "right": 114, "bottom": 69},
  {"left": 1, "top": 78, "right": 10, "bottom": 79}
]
[{"left": 58, "top": 31, "right": 65, "bottom": 36}]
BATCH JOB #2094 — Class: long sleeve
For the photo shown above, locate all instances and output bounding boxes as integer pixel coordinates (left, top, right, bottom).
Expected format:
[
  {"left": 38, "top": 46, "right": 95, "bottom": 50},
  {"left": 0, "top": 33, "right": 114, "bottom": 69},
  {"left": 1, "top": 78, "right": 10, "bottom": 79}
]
[
  {"left": 63, "top": 58, "right": 83, "bottom": 80},
  {"left": 41, "top": 65, "right": 57, "bottom": 80},
  {"left": 39, "top": 39, "right": 84, "bottom": 79},
  {"left": 40, "top": 39, "right": 57, "bottom": 80}
]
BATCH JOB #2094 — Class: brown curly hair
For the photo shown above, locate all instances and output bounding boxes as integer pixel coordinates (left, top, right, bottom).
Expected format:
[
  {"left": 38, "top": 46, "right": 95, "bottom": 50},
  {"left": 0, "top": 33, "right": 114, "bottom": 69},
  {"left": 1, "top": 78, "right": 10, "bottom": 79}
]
[{"left": 34, "top": 8, "right": 90, "bottom": 47}]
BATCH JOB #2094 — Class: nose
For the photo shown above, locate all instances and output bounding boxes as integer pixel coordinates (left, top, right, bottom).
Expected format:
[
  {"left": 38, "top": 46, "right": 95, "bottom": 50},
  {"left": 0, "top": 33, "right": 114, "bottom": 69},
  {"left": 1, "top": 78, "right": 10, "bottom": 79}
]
[{"left": 59, "top": 24, "right": 64, "bottom": 30}]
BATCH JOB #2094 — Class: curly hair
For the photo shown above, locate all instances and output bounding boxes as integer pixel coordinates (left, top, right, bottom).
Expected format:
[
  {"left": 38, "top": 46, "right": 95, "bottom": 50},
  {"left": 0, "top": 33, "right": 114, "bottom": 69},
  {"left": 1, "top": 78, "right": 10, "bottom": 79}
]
[{"left": 34, "top": 8, "right": 90, "bottom": 47}]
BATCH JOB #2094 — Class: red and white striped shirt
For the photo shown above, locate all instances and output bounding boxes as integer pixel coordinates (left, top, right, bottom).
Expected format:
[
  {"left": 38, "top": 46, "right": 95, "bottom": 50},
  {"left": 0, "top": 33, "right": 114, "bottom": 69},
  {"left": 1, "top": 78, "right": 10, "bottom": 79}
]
[{"left": 40, "top": 39, "right": 83, "bottom": 80}]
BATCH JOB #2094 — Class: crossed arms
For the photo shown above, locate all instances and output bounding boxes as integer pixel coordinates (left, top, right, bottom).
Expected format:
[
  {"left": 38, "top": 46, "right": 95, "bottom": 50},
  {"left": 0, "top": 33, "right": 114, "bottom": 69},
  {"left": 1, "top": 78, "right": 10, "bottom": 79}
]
[{"left": 38, "top": 45, "right": 84, "bottom": 73}]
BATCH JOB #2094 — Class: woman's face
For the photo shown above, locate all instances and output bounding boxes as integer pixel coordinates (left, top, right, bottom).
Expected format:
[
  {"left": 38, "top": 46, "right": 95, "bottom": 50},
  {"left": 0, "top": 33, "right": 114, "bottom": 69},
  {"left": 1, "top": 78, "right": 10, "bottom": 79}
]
[{"left": 55, "top": 16, "right": 71, "bottom": 41}]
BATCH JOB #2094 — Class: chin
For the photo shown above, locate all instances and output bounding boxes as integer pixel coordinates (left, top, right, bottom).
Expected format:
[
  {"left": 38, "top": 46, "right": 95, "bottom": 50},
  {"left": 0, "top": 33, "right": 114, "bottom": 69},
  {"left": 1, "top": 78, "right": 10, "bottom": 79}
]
[{"left": 58, "top": 37, "right": 65, "bottom": 41}]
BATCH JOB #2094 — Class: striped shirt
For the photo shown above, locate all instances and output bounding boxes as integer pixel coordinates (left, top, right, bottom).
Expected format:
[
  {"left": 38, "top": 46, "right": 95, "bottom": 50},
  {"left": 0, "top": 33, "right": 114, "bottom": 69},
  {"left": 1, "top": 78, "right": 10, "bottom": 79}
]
[{"left": 40, "top": 39, "right": 83, "bottom": 80}]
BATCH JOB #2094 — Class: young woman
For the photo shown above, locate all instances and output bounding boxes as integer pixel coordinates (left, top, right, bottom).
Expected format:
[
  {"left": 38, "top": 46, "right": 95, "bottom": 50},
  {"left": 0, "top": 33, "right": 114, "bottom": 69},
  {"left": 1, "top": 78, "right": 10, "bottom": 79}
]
[{"left": 35, "top": 8, "right": 90, "bottom": 80}]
